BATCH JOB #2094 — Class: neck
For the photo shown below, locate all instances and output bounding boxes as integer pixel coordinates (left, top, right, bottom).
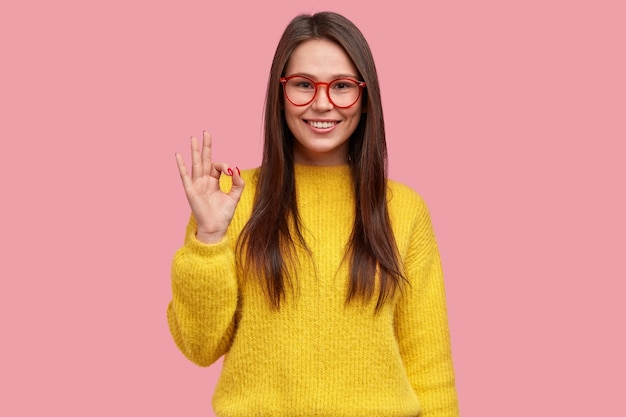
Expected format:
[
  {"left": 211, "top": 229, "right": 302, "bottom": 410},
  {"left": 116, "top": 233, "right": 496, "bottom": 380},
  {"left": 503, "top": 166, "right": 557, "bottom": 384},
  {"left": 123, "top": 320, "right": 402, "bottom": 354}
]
[{"left": 292, "top": 144, "right": 349, "bottom": 166}]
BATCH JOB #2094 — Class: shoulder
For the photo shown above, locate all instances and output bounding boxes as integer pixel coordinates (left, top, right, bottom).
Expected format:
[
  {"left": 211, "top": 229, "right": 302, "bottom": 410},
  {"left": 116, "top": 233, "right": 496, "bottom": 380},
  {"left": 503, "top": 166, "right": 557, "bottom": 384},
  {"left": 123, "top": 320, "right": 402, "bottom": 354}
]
[
  {"left": 386, "top": 179, "right": 429, "bottom": 217},
  {"left": 386, "top": 179, "right": 440, "bottom": 264},
  {"left": 386, "top": 179, "right": 436, "bottom": 242}
]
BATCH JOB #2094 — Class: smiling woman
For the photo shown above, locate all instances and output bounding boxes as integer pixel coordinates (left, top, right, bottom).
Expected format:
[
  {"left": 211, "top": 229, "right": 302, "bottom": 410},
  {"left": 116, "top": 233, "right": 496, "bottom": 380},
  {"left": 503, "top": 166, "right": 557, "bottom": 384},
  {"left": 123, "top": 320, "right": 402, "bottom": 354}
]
[
  {"left": 283, "top": 38, "right": 366, "bottom": 165},
  {"left": 169, "top": 11, "right": 459, "bottom": 417}
]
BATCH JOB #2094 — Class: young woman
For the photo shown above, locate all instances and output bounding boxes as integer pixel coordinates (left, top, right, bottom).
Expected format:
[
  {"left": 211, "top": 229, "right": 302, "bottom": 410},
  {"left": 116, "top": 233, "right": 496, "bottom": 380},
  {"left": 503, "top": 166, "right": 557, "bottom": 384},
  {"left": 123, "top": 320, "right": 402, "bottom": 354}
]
[{"left": 169, "top": 11, "right": 459, "bottom": 417}]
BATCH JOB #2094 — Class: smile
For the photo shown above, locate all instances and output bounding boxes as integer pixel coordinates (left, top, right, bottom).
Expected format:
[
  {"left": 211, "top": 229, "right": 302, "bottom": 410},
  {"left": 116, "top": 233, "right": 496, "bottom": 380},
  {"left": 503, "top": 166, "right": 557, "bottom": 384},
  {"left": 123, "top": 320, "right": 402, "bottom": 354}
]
[{"left": 306, "top": 120, "right": 338, "bottom": 129}]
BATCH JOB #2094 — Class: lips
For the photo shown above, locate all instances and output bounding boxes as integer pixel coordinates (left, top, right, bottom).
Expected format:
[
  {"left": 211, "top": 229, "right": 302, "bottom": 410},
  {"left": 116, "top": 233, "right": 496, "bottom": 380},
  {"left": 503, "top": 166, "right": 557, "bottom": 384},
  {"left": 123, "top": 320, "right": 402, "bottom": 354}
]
[{"left": 306, "top": 120, "right": 338, "bottom": 129}]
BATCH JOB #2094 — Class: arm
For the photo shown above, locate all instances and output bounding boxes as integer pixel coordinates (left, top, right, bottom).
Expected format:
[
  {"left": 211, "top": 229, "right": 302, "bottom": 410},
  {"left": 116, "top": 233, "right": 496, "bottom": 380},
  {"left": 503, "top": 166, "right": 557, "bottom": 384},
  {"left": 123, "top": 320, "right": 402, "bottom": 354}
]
[
  {"left": 394, "top": 199, "right": 459, "bottom": 417},
  {"left": 168, "top": 132, "right": 244, "bottom": 366},
  {"left": 167, "top": 215, "right": 239, "bottom": 367}
]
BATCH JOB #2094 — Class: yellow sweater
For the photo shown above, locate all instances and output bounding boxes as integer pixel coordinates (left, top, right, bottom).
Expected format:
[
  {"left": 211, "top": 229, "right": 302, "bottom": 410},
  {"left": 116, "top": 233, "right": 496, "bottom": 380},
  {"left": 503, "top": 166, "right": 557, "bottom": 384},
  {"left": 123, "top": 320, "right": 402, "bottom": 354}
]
[{"left": 167, "top": 164, "right": 459, "bottom": 417}]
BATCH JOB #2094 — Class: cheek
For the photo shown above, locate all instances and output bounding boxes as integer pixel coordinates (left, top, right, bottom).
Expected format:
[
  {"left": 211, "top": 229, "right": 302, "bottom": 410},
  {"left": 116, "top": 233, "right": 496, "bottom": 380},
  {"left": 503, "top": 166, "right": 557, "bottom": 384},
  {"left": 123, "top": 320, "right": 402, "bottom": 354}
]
[
  {"left": 343, "top": 111, "right": 364, "bottom": 138},
  {"left": 344, "top": 100, "right": 364, "bottom": 120},
  {"left": 283, "top": 106, "right": 297, "bottom": 124},
  {"left": 284, "top": 104, "right": 307, "bottom": 123},
  {"left": 283, "top": 107, "right": 303, "bottom": 137},
  {"left": 345, "top": 109, "right": 363, "bottom": 126}
]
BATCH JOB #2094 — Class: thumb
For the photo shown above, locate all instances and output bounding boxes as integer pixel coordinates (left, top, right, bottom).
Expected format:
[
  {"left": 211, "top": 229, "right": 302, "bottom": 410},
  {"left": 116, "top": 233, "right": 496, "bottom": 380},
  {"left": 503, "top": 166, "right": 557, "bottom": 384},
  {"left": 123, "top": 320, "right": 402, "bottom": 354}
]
[{"left": 228, "top": 167, "right": 245, "bottom": 201}]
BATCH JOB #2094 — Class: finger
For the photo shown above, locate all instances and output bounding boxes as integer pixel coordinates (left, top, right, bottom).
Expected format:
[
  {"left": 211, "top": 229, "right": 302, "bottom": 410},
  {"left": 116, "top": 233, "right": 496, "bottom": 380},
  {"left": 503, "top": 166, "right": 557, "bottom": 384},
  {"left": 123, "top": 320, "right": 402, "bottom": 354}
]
[
  {"left": 228, "top": 166, "right": 245, "bottom": 201},
  {"left": 190, "top": 136, "right": 202, "bottom": 181},
  {"left": 175, "top": 153, "right": 193, "bottom": 190},
  {"left": 209, "top": 162, "right": 232, "bottom": 180},
  {"left": 202, "top": 131, "right": 212, "bottom": 177}
]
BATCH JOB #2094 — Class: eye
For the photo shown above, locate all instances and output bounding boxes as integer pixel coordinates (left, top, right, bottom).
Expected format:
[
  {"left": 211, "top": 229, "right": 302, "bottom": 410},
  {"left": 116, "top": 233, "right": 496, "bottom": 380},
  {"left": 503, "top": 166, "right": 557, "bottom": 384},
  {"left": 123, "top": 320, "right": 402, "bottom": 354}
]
[
  {"left": 332, "top": 80, "right": 357, "bottom": 90},
  {"left": 289, "top": 77, "right": 315, "bottom": 90}
]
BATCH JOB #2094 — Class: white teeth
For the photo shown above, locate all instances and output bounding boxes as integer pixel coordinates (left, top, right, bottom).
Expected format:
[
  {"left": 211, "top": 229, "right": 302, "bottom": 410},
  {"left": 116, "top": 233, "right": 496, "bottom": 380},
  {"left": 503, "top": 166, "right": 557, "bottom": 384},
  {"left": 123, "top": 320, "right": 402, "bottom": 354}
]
[{"left": 308, "top": 121, "right": 336, "bottom": 129}]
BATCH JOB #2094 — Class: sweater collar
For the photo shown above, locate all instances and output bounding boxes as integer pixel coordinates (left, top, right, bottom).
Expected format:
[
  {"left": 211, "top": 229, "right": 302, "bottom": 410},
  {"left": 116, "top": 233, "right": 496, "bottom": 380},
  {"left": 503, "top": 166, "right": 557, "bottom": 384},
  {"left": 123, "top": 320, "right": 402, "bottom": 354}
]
[{"left": 293, "top": 163, "right": 353, "bottom": 191}]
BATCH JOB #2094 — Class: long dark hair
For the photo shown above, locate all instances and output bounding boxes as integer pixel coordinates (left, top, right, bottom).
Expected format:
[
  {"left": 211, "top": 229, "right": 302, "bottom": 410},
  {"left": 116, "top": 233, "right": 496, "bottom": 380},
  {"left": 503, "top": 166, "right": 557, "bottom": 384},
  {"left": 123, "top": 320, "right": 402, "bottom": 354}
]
[{"left": 237, "top": 11, "right": 405, "bottom": 311}]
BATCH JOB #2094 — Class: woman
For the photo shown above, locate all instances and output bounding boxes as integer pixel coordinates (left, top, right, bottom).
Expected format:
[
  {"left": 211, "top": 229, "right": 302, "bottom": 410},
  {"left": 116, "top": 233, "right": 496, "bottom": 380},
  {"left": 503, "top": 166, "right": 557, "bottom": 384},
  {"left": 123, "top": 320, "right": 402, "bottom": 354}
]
[{"left": 169, "top": 11, "right": 459, "bottom": 417}]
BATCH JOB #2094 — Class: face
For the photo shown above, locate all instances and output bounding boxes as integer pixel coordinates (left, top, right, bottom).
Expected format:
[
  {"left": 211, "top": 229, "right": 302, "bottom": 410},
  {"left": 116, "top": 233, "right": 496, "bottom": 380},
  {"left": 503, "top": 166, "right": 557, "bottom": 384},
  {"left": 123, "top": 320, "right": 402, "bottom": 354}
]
[{"left": 283, "top": 39, "right": 364, "bottom": 166}]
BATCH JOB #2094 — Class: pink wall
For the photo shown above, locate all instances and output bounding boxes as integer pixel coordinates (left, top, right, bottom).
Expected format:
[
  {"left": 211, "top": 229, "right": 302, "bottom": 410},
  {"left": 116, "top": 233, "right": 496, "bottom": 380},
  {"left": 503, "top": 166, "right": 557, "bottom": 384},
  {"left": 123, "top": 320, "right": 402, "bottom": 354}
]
[{"left": 1, "top": 0, "right": 624, "bottom": 415}]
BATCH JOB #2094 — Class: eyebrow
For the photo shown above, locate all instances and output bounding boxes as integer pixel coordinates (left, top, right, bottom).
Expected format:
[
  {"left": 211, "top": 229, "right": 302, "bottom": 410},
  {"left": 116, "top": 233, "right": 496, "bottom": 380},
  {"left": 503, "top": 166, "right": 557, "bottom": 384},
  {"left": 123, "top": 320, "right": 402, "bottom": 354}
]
[{"left": 289, "top": 72, "right": 360, "bottom": 80}]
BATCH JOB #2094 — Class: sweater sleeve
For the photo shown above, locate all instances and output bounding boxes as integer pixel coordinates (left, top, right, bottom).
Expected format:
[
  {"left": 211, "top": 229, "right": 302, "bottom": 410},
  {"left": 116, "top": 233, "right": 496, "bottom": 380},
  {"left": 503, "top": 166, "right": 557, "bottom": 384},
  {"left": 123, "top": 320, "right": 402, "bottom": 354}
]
[
  {"left": 167, "top": 215, "right": 239, "bottom": 367},
  {"left": 394, "top": 198, "right": 459, "bottom": 417}
]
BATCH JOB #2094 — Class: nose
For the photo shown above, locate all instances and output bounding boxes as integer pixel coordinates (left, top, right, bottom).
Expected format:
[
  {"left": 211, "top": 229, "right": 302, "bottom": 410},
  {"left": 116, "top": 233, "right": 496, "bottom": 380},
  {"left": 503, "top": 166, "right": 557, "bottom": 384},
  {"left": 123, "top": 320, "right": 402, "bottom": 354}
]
[{"left": 311, "top": 85, "right": 334, "bottom": 111}]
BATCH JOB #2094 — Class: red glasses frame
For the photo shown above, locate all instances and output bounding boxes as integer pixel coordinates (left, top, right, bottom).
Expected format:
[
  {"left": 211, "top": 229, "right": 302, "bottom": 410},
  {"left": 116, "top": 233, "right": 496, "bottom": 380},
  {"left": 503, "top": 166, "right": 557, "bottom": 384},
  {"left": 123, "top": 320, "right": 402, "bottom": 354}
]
[{"left": 280, "top": 75, "right": 367, "bottom": 108}]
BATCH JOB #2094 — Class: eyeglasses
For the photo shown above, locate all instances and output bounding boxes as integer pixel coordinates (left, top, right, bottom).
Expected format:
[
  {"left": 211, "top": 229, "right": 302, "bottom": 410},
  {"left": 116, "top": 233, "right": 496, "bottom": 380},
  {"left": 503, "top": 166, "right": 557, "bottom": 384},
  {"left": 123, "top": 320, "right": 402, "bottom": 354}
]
[{"left": 280, "top": 75, "right": 366, "bottom": 109}]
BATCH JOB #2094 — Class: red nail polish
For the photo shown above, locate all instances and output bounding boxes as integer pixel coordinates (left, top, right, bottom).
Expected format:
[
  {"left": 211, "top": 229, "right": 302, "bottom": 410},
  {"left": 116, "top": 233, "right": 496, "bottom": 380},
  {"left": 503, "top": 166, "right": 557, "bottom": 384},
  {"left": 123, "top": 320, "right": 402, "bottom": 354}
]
[
  {"left": 236, "top": 167, "right": 241, "bottom": 176},
  {"left": 227, "top": 168, "right": 233, "bottom": 176}
]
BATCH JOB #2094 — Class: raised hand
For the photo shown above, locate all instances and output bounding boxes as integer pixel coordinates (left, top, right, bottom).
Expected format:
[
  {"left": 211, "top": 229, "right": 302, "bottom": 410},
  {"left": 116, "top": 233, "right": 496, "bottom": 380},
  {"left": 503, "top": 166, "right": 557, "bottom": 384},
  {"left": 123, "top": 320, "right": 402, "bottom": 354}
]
[{"left": 175, "top": 131, "right": 244, "bottom": 244}]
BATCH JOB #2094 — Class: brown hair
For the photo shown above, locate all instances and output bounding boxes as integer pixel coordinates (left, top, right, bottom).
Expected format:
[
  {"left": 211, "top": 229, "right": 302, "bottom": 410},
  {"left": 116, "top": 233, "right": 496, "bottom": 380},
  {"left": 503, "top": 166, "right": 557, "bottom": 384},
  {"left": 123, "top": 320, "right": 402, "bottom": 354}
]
[{"left": 237, "top": 11, "right": 405, "bottom": 311}]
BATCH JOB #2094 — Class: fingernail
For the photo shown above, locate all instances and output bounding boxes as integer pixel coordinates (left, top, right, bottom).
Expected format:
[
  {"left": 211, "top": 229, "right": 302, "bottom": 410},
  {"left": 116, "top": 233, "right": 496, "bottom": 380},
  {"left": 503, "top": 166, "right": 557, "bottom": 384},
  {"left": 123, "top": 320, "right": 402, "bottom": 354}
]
[
  {"left": 236, "top": 167, "right": 241, "bottom": 176},
  {"left": 227, "top": 168, "right": 233, "bottom": 176}
]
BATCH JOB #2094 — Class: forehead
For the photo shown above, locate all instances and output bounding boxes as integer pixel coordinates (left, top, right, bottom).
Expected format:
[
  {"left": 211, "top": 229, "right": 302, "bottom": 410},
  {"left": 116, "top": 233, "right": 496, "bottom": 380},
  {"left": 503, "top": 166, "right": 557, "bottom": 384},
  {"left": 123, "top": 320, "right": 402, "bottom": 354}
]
[{"left": 284, "top": 38, "right": 358, "bottom": 79}]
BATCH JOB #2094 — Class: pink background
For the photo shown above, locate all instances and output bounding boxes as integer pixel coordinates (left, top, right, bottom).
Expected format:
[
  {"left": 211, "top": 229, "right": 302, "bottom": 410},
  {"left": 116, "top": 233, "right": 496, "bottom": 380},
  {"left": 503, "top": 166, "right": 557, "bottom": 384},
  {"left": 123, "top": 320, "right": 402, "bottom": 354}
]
[{"left": 1, "top": 0, "right": 624, "bottom": 415}]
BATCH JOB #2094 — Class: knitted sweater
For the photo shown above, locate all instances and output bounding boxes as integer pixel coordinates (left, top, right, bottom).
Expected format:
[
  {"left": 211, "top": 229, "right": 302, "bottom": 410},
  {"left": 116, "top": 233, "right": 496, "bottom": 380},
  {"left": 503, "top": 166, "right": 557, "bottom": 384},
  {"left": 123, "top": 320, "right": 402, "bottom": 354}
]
[{"left": 167, "top": 164, "right": 459, "bottom": 417}]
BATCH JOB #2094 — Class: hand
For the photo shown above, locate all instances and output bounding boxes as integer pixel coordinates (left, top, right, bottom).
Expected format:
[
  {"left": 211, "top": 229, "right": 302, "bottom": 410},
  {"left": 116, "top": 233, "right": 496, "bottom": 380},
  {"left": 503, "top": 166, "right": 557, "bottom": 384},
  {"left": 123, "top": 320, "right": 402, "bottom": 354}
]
[{"left": 175, "top": 131, "right": 244, "bottom": 244}]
